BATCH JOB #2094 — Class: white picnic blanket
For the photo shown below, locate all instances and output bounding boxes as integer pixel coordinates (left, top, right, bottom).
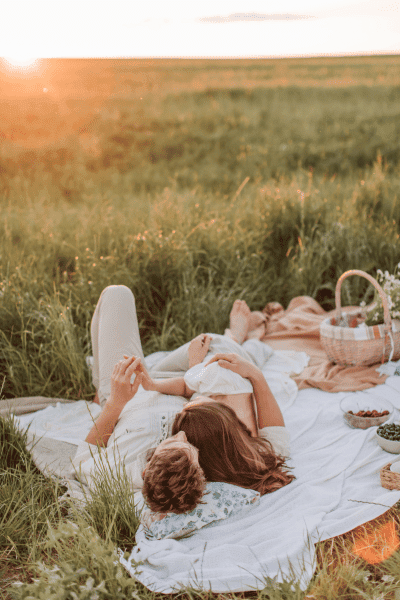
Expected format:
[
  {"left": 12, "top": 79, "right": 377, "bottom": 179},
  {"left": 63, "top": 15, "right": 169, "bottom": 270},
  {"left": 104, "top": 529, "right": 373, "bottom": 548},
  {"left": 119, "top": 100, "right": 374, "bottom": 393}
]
[
  {"left": 121, "top": 377, "right": 400, "bottom": 594},
  {"left": 12, "top": 351, "right": 400, "bottom": 594}
]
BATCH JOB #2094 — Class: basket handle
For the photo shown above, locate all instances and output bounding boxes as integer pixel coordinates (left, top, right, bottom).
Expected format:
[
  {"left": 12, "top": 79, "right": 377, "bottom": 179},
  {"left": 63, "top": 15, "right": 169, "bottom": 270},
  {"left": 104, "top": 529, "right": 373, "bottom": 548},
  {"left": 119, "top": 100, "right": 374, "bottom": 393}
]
[{"left": 335, "top": 269, "right": 392, "bottom": 330}]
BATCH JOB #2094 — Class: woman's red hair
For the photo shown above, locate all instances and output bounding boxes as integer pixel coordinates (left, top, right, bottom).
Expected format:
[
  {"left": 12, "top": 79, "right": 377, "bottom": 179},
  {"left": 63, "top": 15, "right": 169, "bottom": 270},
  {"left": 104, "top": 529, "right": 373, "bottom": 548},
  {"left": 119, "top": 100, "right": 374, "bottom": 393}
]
[{"left": 172, "top": 402, "right": 295, "bottom": 495}]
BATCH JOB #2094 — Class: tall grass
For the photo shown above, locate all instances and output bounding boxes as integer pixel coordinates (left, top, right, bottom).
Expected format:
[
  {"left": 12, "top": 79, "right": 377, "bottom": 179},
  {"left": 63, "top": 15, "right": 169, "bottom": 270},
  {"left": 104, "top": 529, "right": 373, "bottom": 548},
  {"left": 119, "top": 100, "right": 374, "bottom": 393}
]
[
  {"left": 1, "top": 155, "right": 399, "bottom": 400},
  {"left": 2, "top": 58, "right": 400, "bottom": 598}
]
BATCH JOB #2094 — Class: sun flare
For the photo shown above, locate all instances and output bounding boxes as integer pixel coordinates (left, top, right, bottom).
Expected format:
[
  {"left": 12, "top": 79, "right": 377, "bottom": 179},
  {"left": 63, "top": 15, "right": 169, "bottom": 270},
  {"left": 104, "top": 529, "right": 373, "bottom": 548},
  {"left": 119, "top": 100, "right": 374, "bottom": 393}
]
[{"left": 3, "top": 56, "right": 40, "bottom": 70}]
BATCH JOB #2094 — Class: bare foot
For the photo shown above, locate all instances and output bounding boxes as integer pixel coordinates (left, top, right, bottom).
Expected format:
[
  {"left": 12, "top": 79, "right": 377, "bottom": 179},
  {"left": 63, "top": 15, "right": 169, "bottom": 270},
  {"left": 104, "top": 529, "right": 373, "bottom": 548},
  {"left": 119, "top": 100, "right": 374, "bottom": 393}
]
[
  {"left": 229, "top": 300, "right": 251, "bottom": 345},
  {"left": 246, "top": 311, "right": 268, "bottom": 341},
  {"left": 262, "top": 302, "right": 284, "bottom": 318}
]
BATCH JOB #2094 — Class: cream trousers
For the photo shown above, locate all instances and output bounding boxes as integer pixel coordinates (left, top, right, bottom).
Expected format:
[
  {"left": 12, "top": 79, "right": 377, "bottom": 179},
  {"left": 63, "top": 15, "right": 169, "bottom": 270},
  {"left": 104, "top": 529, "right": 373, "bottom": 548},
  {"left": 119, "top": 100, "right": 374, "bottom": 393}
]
[
  {"left": 90, "top": 285, "right": 146, "bottom": 406},
  {"left": 91, "top": 285, "right": 193, "bottom": 406}
]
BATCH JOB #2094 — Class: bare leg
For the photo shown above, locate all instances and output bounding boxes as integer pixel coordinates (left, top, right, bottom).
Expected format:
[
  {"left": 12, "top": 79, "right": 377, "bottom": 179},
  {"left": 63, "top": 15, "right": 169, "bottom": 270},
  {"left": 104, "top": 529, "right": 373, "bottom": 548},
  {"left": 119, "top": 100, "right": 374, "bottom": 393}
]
[
  {"left": 224, "top": 300, "right": 251, "bottom": 345},
  {"left": 245, "top": 311, "right": 268, "bottom": 341}
]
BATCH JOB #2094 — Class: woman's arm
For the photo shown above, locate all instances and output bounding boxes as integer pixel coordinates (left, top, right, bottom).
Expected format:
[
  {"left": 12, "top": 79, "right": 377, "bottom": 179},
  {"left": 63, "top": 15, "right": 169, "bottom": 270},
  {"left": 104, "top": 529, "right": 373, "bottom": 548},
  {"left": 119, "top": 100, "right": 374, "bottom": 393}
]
[
  {"left": 137, "top": 357, "right": 194, "bottom": 398},
  {"left": 146, "top": 377, "right": 194, "bottom": 398},
  {"left": 85, "top": 356, "right": 143, "bottom": 447},
  {"left": 205, "top": 353, "right": 285, "bottom": 428},
  {"left": 247, "top": 370, "right": 284, "bottom": 429}
]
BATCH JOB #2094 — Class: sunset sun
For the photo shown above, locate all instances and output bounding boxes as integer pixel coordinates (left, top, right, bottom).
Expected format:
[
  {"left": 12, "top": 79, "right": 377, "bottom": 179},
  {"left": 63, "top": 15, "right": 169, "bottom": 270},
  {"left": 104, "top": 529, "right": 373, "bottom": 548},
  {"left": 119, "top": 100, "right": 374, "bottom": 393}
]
[{"left": 3, "top": 56, "right": 40, "bottom": 70}]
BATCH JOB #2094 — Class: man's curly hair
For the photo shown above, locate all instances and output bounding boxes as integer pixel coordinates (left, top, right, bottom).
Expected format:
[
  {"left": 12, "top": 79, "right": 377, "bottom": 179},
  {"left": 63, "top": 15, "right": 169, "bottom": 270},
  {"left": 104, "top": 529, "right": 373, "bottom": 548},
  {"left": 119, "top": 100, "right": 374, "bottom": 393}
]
[{"left": 142, "top": 447, "right": 206, "bottom": 514}]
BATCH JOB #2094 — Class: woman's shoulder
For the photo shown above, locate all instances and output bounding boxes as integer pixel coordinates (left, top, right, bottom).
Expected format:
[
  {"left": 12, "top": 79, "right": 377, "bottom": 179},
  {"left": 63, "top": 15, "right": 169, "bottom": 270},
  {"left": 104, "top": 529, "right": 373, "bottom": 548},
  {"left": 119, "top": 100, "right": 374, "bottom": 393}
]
[{"left": 258, "top": 425, "right": 290, "bottom": 458}]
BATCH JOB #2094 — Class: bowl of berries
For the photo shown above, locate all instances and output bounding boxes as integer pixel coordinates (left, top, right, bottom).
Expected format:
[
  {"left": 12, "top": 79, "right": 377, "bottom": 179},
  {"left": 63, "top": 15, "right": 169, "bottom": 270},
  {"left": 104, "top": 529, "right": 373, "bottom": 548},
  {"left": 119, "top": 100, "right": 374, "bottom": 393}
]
[
  {"left": 340, "top": 396, "right": 393, "bottom": 429},
  {"left": 376, "top": 423, "right": 400, "bottom": 454}
]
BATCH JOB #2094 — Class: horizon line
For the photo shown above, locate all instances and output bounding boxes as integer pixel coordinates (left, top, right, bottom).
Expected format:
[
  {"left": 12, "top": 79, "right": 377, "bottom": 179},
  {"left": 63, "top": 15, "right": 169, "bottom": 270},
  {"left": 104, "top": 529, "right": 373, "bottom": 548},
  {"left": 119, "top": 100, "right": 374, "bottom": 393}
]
[{"left": 5, "top": 51, "right": 399, "bottom": 60}]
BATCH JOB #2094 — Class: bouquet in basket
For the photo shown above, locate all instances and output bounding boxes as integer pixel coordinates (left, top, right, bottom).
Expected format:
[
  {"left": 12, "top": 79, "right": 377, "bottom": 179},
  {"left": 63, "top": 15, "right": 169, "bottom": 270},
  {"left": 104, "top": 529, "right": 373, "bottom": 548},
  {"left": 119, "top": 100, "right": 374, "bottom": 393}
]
[{"left": 361, "top": 263, "right": 400, "bottom": 327}]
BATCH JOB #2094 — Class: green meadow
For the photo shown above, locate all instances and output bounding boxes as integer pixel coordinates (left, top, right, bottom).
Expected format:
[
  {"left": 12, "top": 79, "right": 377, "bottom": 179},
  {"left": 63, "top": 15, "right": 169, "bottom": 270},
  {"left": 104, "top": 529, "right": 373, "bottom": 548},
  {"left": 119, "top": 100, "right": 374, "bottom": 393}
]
[{"left": 2, "top": 55, "right": 400, "bottom": 599}]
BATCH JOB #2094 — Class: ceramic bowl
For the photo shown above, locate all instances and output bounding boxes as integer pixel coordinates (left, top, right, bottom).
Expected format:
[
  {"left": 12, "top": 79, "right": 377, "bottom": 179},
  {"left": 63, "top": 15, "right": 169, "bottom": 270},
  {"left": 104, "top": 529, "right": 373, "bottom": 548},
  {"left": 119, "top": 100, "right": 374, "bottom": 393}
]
[
  {"left": 376, "top": 428, "right": 400, "bottom": 454},
  {"left": 340, "top": 396, "right": 393, "bottom": 429}
]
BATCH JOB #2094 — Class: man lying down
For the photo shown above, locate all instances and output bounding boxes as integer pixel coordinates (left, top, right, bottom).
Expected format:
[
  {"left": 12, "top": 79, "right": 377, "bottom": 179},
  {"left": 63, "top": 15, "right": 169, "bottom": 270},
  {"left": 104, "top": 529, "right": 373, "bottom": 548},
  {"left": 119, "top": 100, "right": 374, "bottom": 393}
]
[{"left": 71, "top": 285, "right": 295, "bottom": 538}]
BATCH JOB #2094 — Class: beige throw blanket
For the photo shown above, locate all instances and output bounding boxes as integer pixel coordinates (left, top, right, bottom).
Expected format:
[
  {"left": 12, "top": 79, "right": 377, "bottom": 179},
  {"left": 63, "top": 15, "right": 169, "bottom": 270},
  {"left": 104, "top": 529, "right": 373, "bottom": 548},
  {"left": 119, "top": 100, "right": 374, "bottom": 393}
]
[{"left": 262, "top": 296, "right": 387, "bottom": 392}]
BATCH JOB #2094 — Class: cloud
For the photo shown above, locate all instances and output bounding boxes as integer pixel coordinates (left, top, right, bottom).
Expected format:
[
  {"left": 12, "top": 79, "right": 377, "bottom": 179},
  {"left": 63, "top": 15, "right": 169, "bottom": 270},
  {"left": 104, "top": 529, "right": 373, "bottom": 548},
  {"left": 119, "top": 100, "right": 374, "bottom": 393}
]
[{"left": 199, "top": 13, "right": 316, "bottom": 23}]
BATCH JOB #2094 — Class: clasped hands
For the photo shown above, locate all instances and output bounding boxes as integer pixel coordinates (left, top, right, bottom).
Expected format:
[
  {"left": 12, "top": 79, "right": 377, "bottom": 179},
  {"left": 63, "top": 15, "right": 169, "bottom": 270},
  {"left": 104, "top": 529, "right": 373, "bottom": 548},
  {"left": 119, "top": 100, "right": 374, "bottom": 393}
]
[{"left": 109, "top": 354, "right": 155, "bottom": 408}]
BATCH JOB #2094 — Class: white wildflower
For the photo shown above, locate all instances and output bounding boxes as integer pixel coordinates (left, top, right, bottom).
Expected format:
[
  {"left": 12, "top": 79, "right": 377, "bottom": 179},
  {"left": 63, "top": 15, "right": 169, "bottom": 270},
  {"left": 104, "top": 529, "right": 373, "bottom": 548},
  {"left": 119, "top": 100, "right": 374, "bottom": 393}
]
[
  {"left": 381, "top": 574, "right": 395, "bottom": 583},
  {"left": 364, "top": 268, "right": 400, "bottom": 326}
]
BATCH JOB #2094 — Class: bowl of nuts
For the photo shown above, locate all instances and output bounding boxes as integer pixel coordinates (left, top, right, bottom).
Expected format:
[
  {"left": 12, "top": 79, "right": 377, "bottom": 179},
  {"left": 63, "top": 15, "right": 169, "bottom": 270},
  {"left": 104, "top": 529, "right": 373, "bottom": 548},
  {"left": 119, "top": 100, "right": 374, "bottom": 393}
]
[
  {"left": 340, "top": 396, "right": 393, "bottom": 429},
  {"left": 376, "top": 423, "right": 400, "bottom": 453}
]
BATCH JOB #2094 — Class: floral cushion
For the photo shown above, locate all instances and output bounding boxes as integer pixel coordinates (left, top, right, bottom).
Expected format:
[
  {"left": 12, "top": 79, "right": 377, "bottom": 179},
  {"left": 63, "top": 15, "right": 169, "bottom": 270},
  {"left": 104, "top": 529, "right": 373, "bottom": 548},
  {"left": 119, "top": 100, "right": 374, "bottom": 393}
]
[{"left": 141, "top": 481, "right": 260, "bottom": 541}]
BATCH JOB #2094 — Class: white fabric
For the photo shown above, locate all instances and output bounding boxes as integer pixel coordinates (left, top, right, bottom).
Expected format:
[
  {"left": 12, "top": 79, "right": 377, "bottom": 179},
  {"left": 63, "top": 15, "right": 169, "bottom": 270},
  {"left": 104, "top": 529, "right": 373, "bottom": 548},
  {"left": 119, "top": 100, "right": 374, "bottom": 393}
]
[
  {"left": 14, "top": 400, "right": 102, "bottom": 446},
  {"left": 259, "top": 425, "right": 290, "bottom": 458},
  {"left": 146, "top": 334, "right": 273, "bottom": 381},
  {"left": 119, "top": 376, "right": 400, "bottom": 594},
  {"left": 184, "top": 362, "right": 253, "bottom": 396},
  {"left": 376, "top": 359, "right": 400, "bottom": 377}
]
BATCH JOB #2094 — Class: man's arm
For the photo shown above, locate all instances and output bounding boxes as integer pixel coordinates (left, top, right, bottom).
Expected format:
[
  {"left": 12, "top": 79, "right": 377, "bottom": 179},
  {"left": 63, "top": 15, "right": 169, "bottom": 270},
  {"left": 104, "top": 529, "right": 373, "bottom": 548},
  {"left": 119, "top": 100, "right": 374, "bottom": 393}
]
[
  {"left": 86, "top": 355, "right": 143, "bottom": 447},
  {"left": 85, "top": 400, "right": 126, "bottom": 447}
]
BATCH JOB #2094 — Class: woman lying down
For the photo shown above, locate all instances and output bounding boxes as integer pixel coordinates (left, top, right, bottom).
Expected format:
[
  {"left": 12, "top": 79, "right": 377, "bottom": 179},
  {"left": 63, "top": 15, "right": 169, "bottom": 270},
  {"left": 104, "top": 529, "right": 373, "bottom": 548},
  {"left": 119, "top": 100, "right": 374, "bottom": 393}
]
[{"left": 71, "top": 285, "right": 295, "bottom": 523}]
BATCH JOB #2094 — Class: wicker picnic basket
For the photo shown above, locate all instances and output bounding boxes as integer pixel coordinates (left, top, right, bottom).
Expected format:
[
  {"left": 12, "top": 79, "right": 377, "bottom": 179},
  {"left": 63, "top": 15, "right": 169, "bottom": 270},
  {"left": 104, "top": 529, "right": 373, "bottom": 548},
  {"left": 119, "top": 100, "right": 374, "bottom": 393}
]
[
  {"left": 380, "top": 463, "right": 400, "bottom": 490},
  {"left": 320, "top": 270, "right": 400, "bottom": 367}
]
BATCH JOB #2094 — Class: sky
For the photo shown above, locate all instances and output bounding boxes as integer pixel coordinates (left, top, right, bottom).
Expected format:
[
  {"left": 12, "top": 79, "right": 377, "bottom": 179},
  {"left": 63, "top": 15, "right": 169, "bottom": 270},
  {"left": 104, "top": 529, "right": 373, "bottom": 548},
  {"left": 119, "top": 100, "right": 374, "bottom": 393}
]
[{"left": 1, "top": 0, "right": 399, "bottom": 60}]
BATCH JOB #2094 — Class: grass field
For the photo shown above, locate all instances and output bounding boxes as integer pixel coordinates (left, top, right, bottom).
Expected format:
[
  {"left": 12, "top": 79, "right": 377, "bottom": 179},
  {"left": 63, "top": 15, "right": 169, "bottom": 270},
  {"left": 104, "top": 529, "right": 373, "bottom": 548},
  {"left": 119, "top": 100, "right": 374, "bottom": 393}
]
[{"left": 2, "top": 55, "right": 400, "bottom": 599}]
